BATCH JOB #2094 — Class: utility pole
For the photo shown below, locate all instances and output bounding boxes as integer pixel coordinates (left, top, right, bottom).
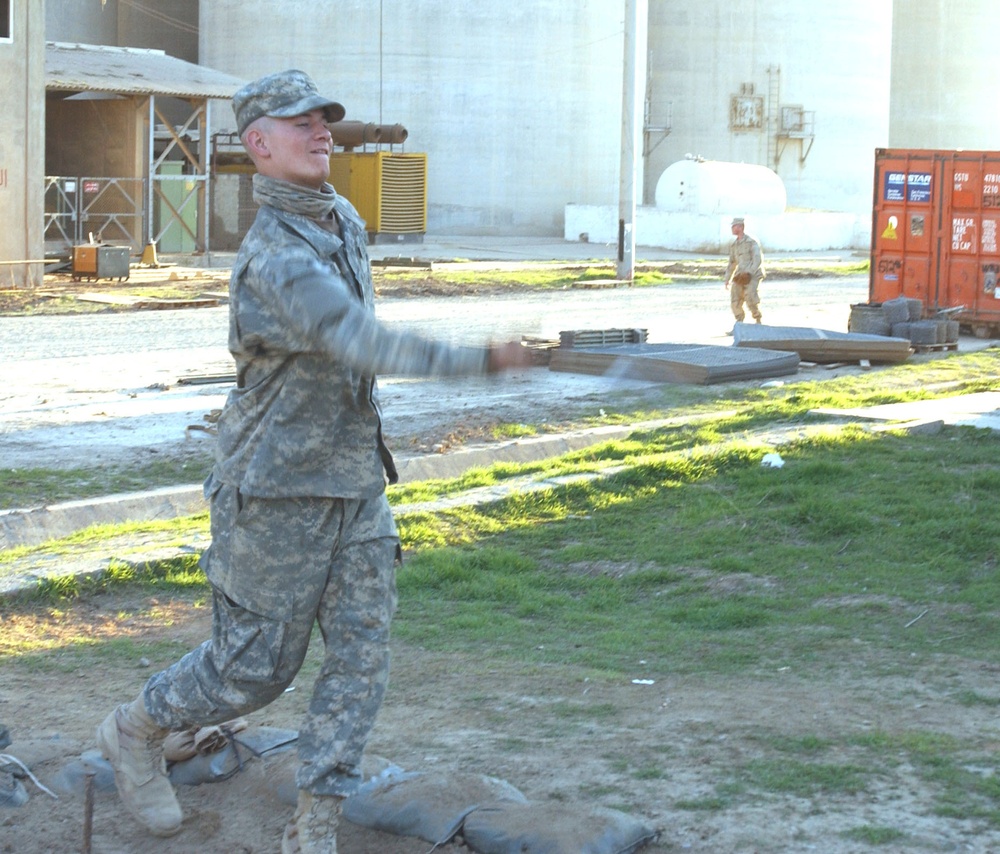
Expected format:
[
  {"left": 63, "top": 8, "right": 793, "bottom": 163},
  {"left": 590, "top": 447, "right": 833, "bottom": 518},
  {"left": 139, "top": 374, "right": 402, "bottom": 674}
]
[{"left": 617, "top": 0, "right": 645, "bottom": 282}]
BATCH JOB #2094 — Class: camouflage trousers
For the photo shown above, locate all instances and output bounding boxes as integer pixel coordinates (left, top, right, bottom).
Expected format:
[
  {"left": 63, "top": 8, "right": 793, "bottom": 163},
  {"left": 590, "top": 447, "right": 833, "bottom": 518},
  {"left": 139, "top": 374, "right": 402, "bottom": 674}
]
[
  {"left": 730, "top": 277, "right": 762, "bottom": 322},
  {"left": 144, "top": 484, "right": 399, "bottom": 797}
]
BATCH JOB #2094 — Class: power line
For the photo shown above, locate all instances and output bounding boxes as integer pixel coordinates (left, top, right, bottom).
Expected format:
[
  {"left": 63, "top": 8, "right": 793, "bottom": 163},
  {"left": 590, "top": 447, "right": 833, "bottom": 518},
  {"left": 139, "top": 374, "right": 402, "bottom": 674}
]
[{"left": 113, "top": 0, "right": 199, "bottom": 36}]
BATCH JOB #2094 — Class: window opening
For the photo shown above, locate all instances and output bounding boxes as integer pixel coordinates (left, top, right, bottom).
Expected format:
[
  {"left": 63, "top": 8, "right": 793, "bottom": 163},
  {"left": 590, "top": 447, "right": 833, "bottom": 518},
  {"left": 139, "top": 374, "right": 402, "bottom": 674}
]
[{"left": 0, "top": 0, "right": 11, "bottom": 41}]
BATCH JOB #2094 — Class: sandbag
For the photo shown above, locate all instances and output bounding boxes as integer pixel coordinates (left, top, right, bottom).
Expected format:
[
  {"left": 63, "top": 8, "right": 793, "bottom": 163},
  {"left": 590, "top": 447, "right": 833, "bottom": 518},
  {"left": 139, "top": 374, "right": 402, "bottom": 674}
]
[
  {"left": 461, "top": 800, "right": 659, "bottom": 854},
  {"left": 167, "top": 726, "right": 297, "bottom": 786},
  {"left": 342, "top": 769, "right": 527, "bottom": 845},
  {"left": 342, "top": 768, "right": 659, "bottom": 854}
]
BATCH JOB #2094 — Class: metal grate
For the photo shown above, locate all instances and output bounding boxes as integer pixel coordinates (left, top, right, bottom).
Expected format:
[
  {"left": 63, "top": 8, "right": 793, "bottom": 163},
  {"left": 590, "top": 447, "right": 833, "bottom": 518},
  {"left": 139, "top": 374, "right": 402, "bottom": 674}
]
[
  {"left": 378, "top": 154, "right": 426, "bottom": 233},
  {"left": 559, "top": 328, "right": 648, "bottom": 348}
]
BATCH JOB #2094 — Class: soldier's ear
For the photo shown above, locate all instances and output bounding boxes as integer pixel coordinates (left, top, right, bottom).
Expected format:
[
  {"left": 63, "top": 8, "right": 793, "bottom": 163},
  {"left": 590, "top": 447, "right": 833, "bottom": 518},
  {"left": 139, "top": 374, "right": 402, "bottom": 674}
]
[{"left": 244, "top": 127, "right": 270, "bottom": 159}]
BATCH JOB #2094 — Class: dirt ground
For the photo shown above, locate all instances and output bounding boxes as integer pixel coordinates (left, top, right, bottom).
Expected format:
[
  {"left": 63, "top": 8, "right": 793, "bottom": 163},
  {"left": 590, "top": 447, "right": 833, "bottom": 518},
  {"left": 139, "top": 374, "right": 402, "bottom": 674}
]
[
  {"left": 4, "top": 584, "right": 999, "bottom": 854},
  {"left": 0, "top": 257, "right": 840, "bottom": 315},
  {"left": 2, "top": 267, "right": 997, "bottom": 852}
]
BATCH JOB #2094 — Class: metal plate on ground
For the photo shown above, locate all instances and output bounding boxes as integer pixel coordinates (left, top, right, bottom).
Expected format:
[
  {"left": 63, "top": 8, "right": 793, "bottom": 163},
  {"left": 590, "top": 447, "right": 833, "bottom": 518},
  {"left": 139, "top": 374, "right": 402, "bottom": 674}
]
[
  {"left": 732, "top": 322, "right": 912, "bottom": 363},
  {"left": 548, "top": 343, "right": 800, "bottom": 385}
]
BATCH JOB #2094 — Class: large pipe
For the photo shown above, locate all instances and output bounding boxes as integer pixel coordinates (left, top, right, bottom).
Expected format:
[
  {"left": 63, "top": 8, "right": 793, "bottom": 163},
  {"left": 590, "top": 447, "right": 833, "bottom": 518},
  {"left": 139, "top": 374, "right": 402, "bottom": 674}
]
[
  {"left": 375, "top": 124, "right": 408, "bottom": 145},
  {"left": 327, "top": 121, "right": 409, "bottom": 149},
  {"left": 327, "top": 121, "right": 382, "bottom": 148}
]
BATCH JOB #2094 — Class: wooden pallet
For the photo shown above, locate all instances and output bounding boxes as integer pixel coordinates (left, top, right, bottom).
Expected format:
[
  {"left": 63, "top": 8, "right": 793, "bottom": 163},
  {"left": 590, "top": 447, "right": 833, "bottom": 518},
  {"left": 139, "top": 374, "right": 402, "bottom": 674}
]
[
  {"left": 559, "top": 328, "right": 648, "bottom": 348},
  {"left": 911, "top": 342, "right": 959, "bottom": 354}
]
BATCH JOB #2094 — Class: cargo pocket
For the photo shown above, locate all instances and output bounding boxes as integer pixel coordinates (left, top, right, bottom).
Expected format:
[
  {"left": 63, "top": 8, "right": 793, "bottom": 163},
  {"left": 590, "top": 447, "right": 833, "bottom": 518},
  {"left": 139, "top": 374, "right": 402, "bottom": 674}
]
[
  {"left": 214, "top": 591, "right": 288, "bottom": 685},
  {"left": 223, "top": 492, "right": 300, "bottom": 621}
]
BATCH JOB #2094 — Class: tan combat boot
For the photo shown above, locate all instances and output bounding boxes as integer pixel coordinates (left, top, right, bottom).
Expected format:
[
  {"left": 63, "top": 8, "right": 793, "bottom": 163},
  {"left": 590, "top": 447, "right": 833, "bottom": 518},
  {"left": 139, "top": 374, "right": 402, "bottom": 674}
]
[
  {"left": 96, "top": 698, "right": 183, "bottom": 837},
  {"left": 281, "top": 790, "right": 342, "bottom": 854}
]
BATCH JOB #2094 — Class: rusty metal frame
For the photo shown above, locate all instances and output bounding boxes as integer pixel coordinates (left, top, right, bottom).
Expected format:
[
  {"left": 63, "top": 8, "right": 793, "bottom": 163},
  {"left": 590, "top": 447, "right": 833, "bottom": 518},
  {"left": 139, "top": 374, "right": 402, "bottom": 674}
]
[
  {"left": 78, "top": 177, "right": 144, "bottom": 247},
  {"left": 146, "top": 95, "right": 211, "bottom": 254},
  {"left": 43, "top": 94, "right": 213, "bottom": 258},
  {"left": 43, "top": 175, "right": 145, "bottom": 253},
  {"left": 43, "top": 176, "right": 77, "bottom": 249}
]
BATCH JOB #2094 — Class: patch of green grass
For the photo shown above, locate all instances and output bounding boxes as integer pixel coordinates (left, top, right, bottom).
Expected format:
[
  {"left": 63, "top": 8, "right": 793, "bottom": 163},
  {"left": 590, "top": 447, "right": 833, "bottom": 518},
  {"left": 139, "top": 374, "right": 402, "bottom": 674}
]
[
  {"left": 735, "top": 758, "right": 870, "bottom": 796},
  {"left": 24, "top": 554, "right": 205, "bottom": 602},
  {"left": 0, "top": 514, "right": 208, "bottom": 566},
  {"left": 390, "top": 422, "right": 1000, "bottom": 677},
  {"left": 840, "top": 825, "right": 908, "bottom": 845},
  {"left": 847, "top": 730, "right": 1000, "bottom": 827},
  {"left": 374, "top": 259, "right": 869, "bottom": 292},
  {"left": 0, "top": 456, "right": 212, "bottom": 511},
  {"left": 631, "top": 763, "right": 668, "bottom": 781},
  {"left": 955, "top": 690, "right": 1000, "bottom": 707},
  {"left": 674, "top": 795, "right": 729, "bottom": 811},
  {"left": 490, "top": 422, "right": 538, "bottom": 439}
]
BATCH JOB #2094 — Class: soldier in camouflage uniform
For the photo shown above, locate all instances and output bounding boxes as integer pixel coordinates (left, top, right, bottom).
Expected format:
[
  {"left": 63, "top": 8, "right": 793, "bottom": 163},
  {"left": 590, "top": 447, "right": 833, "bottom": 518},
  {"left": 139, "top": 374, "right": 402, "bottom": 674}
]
[
  {"left": 724, "top": 216, "right": 765, "bottom": 325},
  {"left": 96, "top": 69, "right": 531, "bottom": 853}
]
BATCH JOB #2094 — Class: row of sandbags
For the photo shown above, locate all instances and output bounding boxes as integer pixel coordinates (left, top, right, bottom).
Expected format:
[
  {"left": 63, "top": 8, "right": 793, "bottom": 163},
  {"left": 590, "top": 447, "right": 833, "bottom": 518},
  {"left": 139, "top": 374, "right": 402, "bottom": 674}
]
[{"left": 849, "top": 297, "right": 959, "bottom": 346}]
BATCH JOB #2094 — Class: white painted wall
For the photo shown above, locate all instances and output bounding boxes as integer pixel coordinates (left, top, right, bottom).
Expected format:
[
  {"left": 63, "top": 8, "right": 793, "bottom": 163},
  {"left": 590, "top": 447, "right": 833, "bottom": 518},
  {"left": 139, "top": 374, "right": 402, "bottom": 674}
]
[
  {"left": 46, "top": 0, "right": 198, "bottom": 62},
  {"left": 645, "top": 1, "right": 893, "bottom": 217},
  {"left": 890, "top": 0, "right": 1000, "bottom": 149},
  {"left": 565, "top": 206, "right": 870, "bottom": 254},
  {"left": 200, "top": 0, "right": 625, "bottom": 236},
  {"left": 37, "top": 1, "right": 995, "bottom": 251},
  {"left": 0, "top": 0, "right": 45, "bottom": 285}
]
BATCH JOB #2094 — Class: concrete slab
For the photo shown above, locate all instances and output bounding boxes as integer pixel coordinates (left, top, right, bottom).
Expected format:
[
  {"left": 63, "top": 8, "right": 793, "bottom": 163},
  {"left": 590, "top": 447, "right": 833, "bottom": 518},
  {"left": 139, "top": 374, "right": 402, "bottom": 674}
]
[
  {"left": 733, "top": 322, "right": 914, "bottom": 364},
  {"left": 549, "top": 342, "right": 800, "bottom": 384},
  {"left": 812, "top": 391, "right": 1000, "bottom": 431}
]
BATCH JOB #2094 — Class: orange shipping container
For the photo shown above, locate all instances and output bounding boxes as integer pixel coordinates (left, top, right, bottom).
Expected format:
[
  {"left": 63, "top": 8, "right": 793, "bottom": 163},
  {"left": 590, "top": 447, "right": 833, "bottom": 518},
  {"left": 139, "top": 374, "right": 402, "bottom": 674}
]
[{"left": 870, "top": 147, "right": 1000, "bottom": 337}]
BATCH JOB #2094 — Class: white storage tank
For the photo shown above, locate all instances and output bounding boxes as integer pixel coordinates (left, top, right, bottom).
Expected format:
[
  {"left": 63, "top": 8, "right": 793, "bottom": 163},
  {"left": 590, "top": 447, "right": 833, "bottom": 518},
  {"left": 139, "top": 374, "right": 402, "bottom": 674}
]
[
  {"left": 654, "top": 157, "right": 786, "bottom": 215},
  {"left": 645, "top": 1, "right": 892, "bottom": 217}
]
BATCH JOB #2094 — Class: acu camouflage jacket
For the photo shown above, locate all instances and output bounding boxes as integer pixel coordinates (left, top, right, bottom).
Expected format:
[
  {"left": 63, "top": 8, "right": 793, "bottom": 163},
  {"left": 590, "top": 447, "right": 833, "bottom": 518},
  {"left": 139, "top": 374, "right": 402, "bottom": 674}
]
[{"left": 211, "top": 192, "right": 489, "bottom": 499}]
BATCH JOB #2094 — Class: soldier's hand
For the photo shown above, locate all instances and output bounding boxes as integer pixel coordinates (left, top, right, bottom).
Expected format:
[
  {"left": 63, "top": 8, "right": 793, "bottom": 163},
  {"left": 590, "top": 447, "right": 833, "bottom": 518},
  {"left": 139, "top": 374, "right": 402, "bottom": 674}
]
[
  {"left": 486, "top": 341, "right": 533, "bottom": 373},
  {"left": 724, "top": 280, "right": 730, "bottom": 290}
]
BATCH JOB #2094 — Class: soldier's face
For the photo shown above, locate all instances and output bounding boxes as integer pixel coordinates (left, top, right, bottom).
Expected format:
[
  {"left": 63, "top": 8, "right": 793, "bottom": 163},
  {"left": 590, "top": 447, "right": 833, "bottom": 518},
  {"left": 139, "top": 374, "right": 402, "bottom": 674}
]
[{"left": 255, "top": 110, "right": 332, "bottom": 189}]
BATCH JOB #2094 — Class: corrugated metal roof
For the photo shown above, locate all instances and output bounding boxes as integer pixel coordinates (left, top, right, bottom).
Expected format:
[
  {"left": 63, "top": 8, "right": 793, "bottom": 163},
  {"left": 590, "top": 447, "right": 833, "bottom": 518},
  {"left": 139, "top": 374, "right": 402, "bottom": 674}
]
[{"left": 46, "top": 42, "right": 246, "bottom": 99}]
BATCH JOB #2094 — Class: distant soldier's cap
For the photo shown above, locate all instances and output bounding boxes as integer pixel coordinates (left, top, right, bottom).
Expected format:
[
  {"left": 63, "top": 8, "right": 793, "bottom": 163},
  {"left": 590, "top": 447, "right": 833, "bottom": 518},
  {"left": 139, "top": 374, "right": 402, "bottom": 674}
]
[
  {"left": 731, "top": 217, "right": 745, "bottom": 226},
  {"left": 233, "top": 69, "right": 345, "bottom": 136}
]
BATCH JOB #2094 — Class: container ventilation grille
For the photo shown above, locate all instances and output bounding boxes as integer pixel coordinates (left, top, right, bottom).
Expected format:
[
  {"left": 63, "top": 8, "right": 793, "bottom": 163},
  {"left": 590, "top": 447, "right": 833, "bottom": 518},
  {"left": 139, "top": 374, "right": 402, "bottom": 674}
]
[{"left": 379, "top": 154, "right": 426, "bottom": 233}]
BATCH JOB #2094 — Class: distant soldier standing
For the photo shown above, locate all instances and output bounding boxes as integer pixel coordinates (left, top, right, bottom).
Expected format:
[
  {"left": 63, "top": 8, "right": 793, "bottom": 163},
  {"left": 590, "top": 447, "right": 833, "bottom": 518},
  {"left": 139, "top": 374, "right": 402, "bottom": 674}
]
[
  {"left": 96, "top": 69, "right": 530, "bottom": 854},
  {"left": 724, "top": 216, "right": 765, "bottom": 325}
]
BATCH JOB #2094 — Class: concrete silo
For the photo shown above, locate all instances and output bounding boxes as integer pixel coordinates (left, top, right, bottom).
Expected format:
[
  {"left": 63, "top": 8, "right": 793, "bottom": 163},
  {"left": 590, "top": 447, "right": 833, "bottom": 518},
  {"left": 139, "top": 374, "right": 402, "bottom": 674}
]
[
  {"left": 198, "top": 1, "right": 896, "bottom": 249},
  {"left": 889, "top": 0, "right": 1000, "bottom": 150},
  {"left": 200, "top": 0, "right": 626, "bottom": 237},
  {"left": 644, "top": 1, "right": 892, "bottom": 218}
]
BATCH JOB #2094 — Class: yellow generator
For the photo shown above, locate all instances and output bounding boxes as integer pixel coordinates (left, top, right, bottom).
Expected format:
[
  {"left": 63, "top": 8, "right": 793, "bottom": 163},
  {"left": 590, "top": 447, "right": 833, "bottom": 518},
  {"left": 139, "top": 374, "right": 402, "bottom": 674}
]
[{"left": 328, "top": 151, "right": 427, "bottom": 242}]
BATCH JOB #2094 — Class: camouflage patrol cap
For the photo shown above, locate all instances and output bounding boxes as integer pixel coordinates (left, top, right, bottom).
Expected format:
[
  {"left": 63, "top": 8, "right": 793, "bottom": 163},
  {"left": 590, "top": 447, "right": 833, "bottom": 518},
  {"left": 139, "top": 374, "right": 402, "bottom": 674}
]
[
  {"left": 731, "top": 217, "right": 745, "bottom": 226},
  {"left": 233, "top": 69, "right": 345, "bottom": 136}
]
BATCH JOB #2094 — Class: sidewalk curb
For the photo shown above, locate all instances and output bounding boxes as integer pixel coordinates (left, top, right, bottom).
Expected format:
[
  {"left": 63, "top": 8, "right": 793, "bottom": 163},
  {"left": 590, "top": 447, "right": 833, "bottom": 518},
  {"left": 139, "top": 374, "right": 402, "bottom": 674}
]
[
  {"left": 0, "top": 418, "right": 702, "bottom": 552},
  {"left": 0, "top": 412, "right": 963, "bottom": 600}
]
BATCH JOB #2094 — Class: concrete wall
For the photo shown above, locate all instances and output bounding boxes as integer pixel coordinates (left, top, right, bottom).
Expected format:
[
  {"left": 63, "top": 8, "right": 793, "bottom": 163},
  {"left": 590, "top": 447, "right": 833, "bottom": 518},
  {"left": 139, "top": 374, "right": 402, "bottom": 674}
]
[
  {"left": 26, "top": 2, "right": 1000, "bottom": 253},
  {"left": 200, "top": 0, "right": 625, "bottom": 236},
  {"left": 0, "top": 0, "right": 45, "bottom": 286},
  {"left": 46, "top": 0, "right": 198, "bottom": 61},
  {"left": 565, "top": 206, "right": 870, "bottom": 254},
  {"left": 46, "top": 98, "right": 144, "bottom": 178},
  {"left": 889, "top": 0, "right": 999, "bottom": 149},
  {"left": 199, "top": 1, "right": 896, "bottom": 238},
  {"left": 646, "top": 1, "right": 893, "bottom": 217},
  {"left": 46, "top": 0, "right": 117, "bottom": 45}
]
